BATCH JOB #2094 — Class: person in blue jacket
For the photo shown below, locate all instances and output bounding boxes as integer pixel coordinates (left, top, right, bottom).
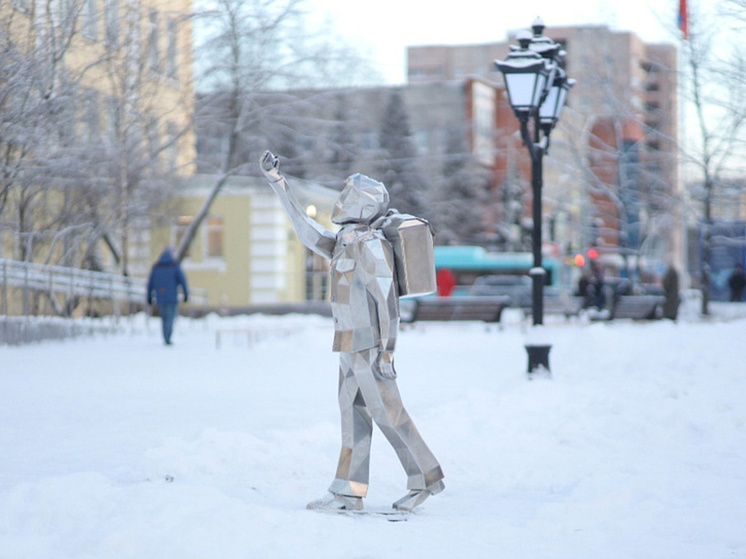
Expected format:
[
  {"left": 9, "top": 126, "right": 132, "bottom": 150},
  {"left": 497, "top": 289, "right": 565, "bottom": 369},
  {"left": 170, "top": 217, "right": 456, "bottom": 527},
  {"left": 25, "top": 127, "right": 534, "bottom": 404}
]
[{"left": 147, "top": 247, "right": 189, "bottom": 345}]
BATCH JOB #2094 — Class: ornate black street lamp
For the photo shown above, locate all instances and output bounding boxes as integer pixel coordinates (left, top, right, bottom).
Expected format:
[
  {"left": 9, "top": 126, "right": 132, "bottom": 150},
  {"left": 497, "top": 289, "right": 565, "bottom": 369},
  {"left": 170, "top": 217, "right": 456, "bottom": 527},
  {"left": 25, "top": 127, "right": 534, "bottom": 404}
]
[{"left": 495, "top": 18, "right": 574, "bottom": 374}]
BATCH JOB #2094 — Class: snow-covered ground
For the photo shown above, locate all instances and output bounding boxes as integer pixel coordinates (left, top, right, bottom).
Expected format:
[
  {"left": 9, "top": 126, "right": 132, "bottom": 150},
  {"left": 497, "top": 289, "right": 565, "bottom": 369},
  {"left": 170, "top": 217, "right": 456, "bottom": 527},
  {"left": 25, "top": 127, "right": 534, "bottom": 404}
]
[{"left": 2, "top": 300, "right": 746, "bottom": 558}]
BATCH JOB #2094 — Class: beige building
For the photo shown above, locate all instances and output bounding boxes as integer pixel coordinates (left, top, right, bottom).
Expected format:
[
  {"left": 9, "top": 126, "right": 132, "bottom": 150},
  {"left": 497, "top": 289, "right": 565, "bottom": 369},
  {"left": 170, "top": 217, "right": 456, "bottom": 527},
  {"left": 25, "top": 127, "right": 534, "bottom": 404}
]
[
  {"left": 3, "top": 0, "right": 337, "bottom": 312},
  {"left": 1, "top": 0, "right": 196, "bottom": 277}
]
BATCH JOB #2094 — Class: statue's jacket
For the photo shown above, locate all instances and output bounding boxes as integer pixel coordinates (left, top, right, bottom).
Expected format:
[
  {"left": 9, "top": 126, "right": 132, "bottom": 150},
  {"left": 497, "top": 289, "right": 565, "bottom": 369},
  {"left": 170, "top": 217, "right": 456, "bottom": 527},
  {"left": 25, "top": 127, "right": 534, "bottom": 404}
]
[{"left": 330, "top": 223, "right": 399, "bottom": 355}]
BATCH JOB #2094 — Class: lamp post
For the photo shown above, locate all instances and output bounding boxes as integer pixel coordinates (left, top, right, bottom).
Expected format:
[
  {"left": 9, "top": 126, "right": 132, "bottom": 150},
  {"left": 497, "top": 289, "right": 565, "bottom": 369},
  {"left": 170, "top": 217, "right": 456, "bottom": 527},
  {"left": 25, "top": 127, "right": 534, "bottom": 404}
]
[{"left": 495, "top": 18, "right": 574, "bottom": 374}]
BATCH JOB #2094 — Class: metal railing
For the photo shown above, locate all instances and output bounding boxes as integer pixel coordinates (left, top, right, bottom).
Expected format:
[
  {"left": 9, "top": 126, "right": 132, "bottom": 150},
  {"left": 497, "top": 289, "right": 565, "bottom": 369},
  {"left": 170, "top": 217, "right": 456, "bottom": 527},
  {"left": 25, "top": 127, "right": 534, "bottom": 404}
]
[
  {"left": 0, "top": 257, "right": 207, "bottom": 316},
  {"left": 0, "top": 316, "right": 122, "bottom": 346}
]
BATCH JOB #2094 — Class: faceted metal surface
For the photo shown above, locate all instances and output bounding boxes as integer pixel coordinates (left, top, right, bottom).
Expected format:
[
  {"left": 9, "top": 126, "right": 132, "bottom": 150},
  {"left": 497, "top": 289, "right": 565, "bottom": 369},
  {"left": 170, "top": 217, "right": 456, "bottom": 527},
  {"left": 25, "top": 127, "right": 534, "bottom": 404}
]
[
  {"left": 375, "top": 213, "right": 437, "bottom": 297},
  {"left": 260, "top": 152, "right": 336, "bottom": 260},
  {"left": 261, "top": 151, "right": 444, "bottom": 509},
  {"left": 328, "top": 348, "right": 444, "bottom": 497},
  {"left": 332, "top": 174, "right": 389, "bottom": 226}
]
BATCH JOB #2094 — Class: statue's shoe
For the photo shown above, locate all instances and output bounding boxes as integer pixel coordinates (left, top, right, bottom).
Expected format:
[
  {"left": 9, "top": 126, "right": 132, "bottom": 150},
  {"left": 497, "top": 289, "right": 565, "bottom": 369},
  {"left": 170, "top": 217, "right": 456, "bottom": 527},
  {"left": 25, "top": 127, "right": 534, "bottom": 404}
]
[
  {"left": 392, "top": 479, "right": 445, "bottom": 511},
  {"left": 306, "top": 492, "right": 363, "bottom": 511}
]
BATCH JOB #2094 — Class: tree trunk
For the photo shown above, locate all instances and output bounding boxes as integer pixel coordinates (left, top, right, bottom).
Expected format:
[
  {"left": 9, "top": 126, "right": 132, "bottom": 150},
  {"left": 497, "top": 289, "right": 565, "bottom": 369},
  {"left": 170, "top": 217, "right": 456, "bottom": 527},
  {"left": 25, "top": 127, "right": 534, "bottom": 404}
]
[{"left": 174, "top": 172, "right": 232, "bottom": 262}]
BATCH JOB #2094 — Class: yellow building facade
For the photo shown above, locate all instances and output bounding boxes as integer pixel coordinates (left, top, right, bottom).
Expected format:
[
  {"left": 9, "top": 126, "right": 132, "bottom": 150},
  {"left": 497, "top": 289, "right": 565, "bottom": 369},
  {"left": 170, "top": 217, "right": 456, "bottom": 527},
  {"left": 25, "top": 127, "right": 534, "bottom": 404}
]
[
  {"left": 2, "top": 1, "right": 338, "bottom": 311},
  {"left": 2, "top": 0, "right": 195, "bottom": 169},
  {"left": 153, "top": 175, "right": 338, "bottom": 308}
]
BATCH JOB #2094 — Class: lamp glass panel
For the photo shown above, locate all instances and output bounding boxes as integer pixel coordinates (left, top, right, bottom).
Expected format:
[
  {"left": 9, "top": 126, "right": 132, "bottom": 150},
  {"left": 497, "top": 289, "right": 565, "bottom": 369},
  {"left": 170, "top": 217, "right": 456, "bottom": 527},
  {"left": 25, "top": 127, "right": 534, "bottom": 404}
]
[
  {"left": 555, "top": 86, "right": 569, "bottom": 120},
  {"left": 539, "top": 85, "right": 560, "bottom": 122},
  {"left": 505, "top": 73, "right": 541, "bottom": 110},
  {"left": 532, "top": 73, "right": 549, "bottom": 108}
]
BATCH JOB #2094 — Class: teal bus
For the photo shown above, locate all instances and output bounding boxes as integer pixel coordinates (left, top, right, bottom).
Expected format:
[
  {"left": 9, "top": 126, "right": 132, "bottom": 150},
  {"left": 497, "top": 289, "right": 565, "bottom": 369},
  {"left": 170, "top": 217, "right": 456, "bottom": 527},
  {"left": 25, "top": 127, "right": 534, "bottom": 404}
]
[{"left": 433, "top": 246, "right": 561, "bottom": 290}]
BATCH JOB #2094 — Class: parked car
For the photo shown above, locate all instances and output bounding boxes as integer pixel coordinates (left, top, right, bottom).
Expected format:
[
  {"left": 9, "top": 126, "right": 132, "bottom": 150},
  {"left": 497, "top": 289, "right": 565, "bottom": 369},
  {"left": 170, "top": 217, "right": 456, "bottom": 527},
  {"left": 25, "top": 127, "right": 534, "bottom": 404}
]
[{"left": 468, "top": 275, "right": 533, "bottom": 308}]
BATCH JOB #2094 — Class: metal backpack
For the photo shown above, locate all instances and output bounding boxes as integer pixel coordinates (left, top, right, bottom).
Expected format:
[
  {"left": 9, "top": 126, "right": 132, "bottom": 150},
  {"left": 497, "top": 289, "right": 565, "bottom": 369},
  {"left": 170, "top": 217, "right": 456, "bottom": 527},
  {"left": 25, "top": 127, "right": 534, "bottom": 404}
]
[{"left": 375, "top": 210, "right": 437, "bottom": 298}]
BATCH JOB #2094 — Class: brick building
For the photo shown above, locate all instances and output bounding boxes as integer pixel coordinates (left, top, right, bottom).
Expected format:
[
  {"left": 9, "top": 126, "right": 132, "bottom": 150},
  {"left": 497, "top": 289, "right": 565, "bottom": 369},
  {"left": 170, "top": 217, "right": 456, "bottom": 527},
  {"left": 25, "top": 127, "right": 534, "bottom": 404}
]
[{"left": 408, "top": 25, "right": 681, "bottom": 276}]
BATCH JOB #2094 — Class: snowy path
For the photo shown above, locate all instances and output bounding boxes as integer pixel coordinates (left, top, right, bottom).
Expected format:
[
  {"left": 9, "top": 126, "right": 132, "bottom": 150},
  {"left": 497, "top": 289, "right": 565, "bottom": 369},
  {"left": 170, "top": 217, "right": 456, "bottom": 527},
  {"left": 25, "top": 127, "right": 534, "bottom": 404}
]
[{"left": 1, "top": 309, "right": 746, "bottom": 558}]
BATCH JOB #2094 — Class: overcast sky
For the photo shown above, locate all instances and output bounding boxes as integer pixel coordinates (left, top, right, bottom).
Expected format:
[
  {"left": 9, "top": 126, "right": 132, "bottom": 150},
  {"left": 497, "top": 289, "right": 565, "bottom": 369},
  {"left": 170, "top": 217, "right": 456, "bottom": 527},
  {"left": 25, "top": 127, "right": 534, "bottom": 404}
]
[{"left": 309, "top": 0, "right": 682, "bottom": 83}]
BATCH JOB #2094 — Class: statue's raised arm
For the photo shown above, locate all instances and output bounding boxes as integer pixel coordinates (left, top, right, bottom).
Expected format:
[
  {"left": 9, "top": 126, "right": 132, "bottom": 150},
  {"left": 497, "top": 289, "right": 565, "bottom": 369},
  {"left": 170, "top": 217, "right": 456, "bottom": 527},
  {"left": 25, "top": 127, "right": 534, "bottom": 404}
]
[{"left": 260, "top": 151, "right": 336, "bottom": 259}]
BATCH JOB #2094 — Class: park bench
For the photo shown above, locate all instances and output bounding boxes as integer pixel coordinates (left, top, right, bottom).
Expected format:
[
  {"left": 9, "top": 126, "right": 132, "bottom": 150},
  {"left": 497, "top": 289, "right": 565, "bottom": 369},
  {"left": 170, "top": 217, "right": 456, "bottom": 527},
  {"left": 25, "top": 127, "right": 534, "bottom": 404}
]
[
  {"left": 608, "top": 295, "right": 666, "bottom": 320},
  {"left": 523, "top": 295, "right": 585, "bottom": 320},
  {"left": 400, "top": 296, "right": 511, "bottom": 324}
]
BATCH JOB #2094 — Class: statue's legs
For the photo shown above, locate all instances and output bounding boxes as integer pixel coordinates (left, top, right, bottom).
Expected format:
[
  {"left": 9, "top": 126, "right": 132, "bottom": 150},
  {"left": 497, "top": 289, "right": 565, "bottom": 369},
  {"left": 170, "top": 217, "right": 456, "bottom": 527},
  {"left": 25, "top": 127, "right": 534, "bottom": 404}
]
[
  {"left": 327, "top": 353, "right": 373, "bottom": 498},
  {"left": 328, "top": 349, "right": 444, "bottom": 499}
]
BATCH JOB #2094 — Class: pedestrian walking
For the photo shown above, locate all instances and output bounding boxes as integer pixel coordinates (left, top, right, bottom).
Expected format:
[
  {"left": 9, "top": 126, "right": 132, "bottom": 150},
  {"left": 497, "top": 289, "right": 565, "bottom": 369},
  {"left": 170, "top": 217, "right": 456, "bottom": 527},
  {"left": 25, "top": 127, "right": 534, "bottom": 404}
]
[
  {"left": 728, "top": 264, "right": 746, "bottom": 302},
  {"left": 662, "top": 264, "right": 680, "bottom": 320},
  {"left": 147, "top": 247, "right": 189, "bottom": 345}
]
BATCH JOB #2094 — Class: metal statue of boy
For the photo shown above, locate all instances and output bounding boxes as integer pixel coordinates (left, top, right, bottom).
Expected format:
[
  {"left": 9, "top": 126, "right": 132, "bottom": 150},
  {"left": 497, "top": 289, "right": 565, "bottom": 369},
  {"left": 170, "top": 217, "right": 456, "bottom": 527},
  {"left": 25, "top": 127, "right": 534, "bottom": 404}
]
[{"left": 260, "top": 151, "right": 444, "bottom": 512}]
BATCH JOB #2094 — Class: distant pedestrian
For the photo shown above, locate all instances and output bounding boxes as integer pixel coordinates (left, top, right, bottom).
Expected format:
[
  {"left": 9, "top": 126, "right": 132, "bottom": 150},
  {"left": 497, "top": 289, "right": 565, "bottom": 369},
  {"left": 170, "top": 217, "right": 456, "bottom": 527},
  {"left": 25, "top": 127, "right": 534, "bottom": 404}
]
[
  {"left": 591, "top": 262, "right": 606, "bottom": 310},
  {"left": 436, "top": 268, "right": 457, "bottom": 297},
  {"left": 728, "top": 264, "right": 746, "bottom": 302},
  {"left": 662, "top": 264, "right": 680, "bottom": 320},
  {"left": 576, "top": 271, "right": 592, "bottom": 308},
  {"left": 147, "top": 247, "right": 189, "bottom": 345}
]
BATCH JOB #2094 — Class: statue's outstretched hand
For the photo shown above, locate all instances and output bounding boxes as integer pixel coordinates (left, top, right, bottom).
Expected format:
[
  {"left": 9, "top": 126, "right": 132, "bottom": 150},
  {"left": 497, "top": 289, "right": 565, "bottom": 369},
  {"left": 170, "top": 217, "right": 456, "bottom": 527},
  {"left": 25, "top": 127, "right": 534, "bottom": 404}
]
[
  {"left": 260, "top": 151, "right": 281, "bottom": 181},
  {"left": 375, "top": 351, "right": 398, "bottom": 380}
]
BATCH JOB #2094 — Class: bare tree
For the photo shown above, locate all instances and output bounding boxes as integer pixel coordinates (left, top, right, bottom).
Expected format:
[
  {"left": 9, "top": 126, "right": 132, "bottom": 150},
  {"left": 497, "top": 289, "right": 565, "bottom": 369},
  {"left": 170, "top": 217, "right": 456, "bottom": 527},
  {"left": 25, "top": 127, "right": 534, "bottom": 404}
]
[
  {"left": 536, "top": 37, "right": 680, "bottom": 288},
  {"left": 430, "top": 127, "right": 490, "bottom": 245},
  {"left": 377, "top": 90, "right": 428, "bottom": 218},
  {"left": 677, "top": 1, "right": 746, "bottom": 314},
  {"left": 1, "top": 1, "right": 192, "bottom": 280},
  {"left": 720, "top": 0, "right": 746, "bottom": 23},
  {"left": 0, "top": 2, "right": 83, "bottom": 263},
  {"left": 175, "top": 0, "right": 375, "bottom": 261},
  {"left": 89, "top": 0, "right": 195, "bottom": 275}
]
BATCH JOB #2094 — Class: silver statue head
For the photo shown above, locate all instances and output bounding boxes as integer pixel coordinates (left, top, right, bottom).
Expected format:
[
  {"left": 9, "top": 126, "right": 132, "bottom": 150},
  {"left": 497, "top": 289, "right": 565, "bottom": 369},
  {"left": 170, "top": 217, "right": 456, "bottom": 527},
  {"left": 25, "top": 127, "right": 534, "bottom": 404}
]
[{"left": 332, "top": 174, "right": 389, "bottom": 225}]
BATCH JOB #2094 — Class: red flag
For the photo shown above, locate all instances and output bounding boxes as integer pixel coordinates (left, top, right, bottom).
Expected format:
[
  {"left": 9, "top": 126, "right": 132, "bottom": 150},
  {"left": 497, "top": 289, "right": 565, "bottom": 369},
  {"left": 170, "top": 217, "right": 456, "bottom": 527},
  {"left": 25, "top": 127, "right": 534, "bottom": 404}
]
[{"left": 678, "top": 0, "right": 689, "bottom": 39}]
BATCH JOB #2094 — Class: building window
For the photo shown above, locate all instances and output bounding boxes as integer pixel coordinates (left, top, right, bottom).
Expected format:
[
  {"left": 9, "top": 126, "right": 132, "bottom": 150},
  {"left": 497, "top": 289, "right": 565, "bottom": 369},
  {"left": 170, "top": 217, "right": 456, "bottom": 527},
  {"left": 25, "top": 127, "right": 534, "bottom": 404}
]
[
  {"left": 359, "top": 130, "right": 379, "bottom": 150},
  {"left": 408, "top": 68, "right": 427, "bottom": 80},
  {"left": 206, "top": 216, "right": 224, "bottom": 259},
  {"left": 106, "top": 97, "right": 120, "bottom": 142},
  {"left": 414, "top": 130, "right": 429, "bottom": 155},
  {"left": 82, "top": 0, "right": 98, "bottom": 40},
  {"left": 54, "top": 0, "right": 74, "bottom": 27},
  {"left": 166, "top": 18, "right": 178, "bottom": 79},
  {"left": 82, "top": 89, "right": 100, "bottom": 141},
  {"left": 435, "top": 128, "right": 448, "bottom": 153},
  {"left": 147, "top": 118, "right": 160, "bottom": 170},
  {"left": 105, "top": 0, "right": 119, "bottom": 47},
  {"left": 166, "top": 123, "right": 179, "bottom": 171},
  {"left": 147, "top": 9, "right": 160, "bottom": 72},
  {"left": 12, "top": 0, "right": 30, "bottom": 12},
  {"left": 173, "top": 216, "right": 193, "bottom": 259},
  {"left": 172, "top": 216, "right": 223, "bottom": 261}
]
